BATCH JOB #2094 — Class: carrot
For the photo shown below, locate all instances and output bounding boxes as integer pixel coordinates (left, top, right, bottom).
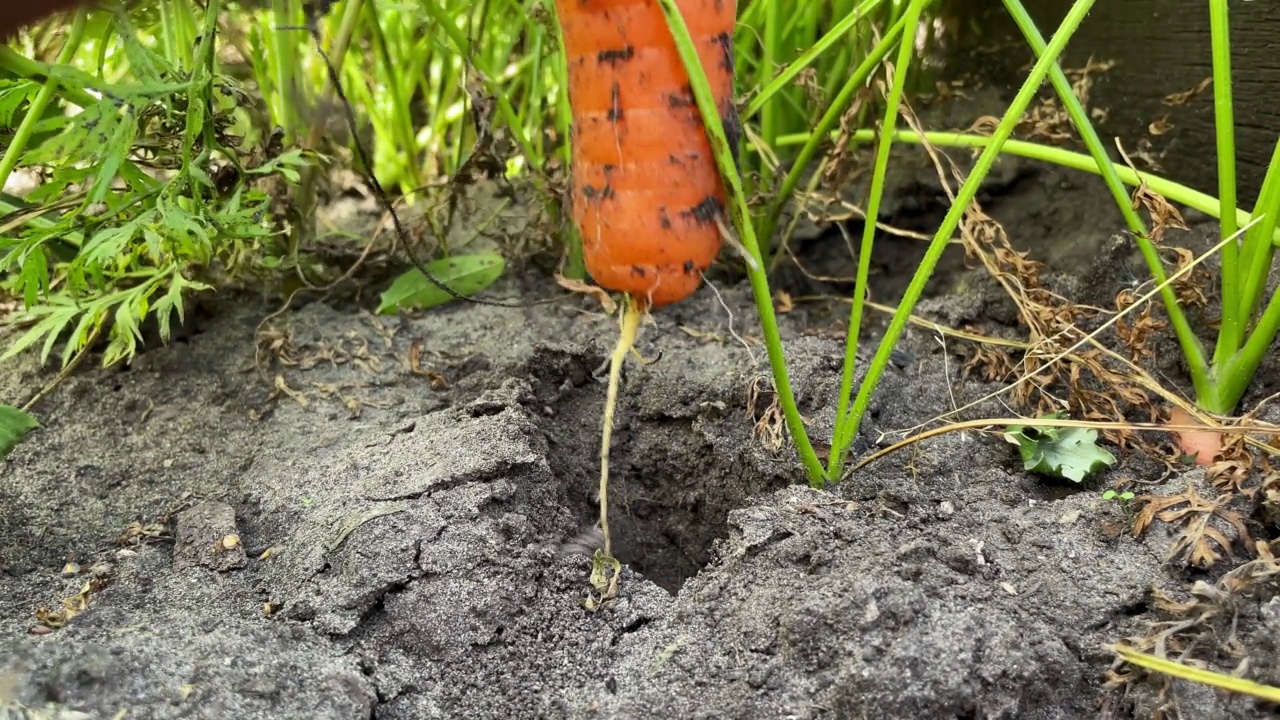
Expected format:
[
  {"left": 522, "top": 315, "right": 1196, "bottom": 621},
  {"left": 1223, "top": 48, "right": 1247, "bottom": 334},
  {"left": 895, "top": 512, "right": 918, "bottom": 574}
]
[
  {"left": 553, "top": 0, "right": 739, "bottom": 605},
  {"left": 555, "top": 0, "right": 740, "bottom": 311}
]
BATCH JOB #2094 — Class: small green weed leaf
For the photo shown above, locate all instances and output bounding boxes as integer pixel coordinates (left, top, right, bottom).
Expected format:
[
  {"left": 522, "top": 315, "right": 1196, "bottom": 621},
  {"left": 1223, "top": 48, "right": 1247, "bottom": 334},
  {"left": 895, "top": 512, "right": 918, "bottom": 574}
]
[
  {"left": 377, "top": 254, "right": 505, "bottom": 315},
  {"left": 1003, "top": 416, "right": 1116, "bottom": 483},
  {"left": 0, "top": 405, "right": 38, "bottom": 459}
]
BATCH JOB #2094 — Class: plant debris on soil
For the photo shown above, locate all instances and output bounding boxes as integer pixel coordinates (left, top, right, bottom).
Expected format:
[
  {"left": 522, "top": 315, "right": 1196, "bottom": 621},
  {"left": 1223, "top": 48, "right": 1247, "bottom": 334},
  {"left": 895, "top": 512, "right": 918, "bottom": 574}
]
[{"left": 7, "top": 92, "right": 1280, "bottom": 720}]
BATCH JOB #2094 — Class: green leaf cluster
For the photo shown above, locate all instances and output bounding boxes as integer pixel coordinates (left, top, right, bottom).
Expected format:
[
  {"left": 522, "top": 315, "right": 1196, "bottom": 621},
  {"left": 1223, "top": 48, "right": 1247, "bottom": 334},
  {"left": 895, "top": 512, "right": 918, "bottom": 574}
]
[{"left": 1, "top": 5, "right": 308, "bottom": 368}]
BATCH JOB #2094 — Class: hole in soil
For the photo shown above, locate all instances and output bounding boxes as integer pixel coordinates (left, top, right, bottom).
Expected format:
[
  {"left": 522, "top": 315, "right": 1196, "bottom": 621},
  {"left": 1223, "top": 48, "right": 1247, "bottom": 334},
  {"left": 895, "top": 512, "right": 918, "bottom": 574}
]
[
  {"left": 526, "top": 345, "right": 791, "bottom": 594},
  {"left": 1121, "top": 600, "right": 1148, "bottom": 617}
]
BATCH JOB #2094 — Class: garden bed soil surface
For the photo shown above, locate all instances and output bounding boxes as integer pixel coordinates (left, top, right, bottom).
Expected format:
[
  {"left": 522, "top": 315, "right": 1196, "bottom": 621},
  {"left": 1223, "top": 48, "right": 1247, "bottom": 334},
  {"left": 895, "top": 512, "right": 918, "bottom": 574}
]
[{"left": 5, "top": 134, "right": 1280, "bottom": 720}]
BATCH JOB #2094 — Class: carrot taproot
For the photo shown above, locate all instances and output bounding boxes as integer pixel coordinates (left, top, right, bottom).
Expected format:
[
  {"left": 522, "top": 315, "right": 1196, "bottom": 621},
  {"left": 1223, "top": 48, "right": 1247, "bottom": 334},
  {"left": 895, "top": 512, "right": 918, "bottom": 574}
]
[
  {"left": 555, "top": 0, "right": 740, "bottom": 311},
  {"left": 553, "top": 0, "right": 739, "bottom": 602}
]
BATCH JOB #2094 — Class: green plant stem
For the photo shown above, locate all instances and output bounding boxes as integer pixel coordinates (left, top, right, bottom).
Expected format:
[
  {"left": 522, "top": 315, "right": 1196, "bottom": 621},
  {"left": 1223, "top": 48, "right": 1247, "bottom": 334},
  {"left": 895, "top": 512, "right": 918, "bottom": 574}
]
[
  {"left": 0, "top": 11, "right": 88, "bottom": 194},
  {"left": 365, "top": 0, "right": 421, "bottom": 190},
  {"left": 654, "top": 0, "right": 825, "bottom": 485},
  {"left": 826, "top": 0, "right": 1099, "bottom": 480},
  {"left": 1216, "top": 139, "right": 1280, "bottom": 413},
  {"left": 0, "top": 47, "right": 98, "bottom": 109},
  {"left": 158, "top": 0, "right": 179, "bottom": 67},
  {"left": 770, "top": 129, "right": 1280, "bottom": 247},
  {"left": 743, "top": 0, "right": 886, "bottom": 120},
  {"left": 1208, "top": 0, "right": 1241, "bottom": 365},
  {"left": 1236, "top": 140, "right": 1280, "bottom": 330},
  {"left": 270, "top": 0, "right": 301, "bottom": 140},
  {"left": 756, "top": 12, "right": 909, "bottom": 257},
  {"left": 757, "top": 0, "right": 779, "bottom": 188},
  {"left": 1222, "top": 263, "right": 1280, "bottom": 413},
  {"left": 1003, "top": 0, "right": 1209, "bottom": 400},
  {"left": 421, "top": 0, "right": 540, "bottom": 168},
  {"left": 828, "top": 0, "right": 927, "bottom": 481}
]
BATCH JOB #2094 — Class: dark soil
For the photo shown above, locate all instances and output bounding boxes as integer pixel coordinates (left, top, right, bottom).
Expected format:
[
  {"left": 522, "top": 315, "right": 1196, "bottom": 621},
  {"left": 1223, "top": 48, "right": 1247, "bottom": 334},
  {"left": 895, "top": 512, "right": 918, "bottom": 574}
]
[{"left": 5, "top": 107, "right": 1280, "bottom": 720}]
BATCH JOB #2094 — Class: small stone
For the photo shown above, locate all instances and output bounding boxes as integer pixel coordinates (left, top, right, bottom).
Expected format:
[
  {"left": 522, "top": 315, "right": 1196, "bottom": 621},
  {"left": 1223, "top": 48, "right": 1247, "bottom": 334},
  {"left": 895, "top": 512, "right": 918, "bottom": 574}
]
[
  {"left": 1058, "top": 509, "right": 1081, "bottom": 525},
  {"left": 173, "top": 502, "right": 247, "bottom": 573},
  {"left": 939, "top": 501, "right": 955, "bottom": 518}
]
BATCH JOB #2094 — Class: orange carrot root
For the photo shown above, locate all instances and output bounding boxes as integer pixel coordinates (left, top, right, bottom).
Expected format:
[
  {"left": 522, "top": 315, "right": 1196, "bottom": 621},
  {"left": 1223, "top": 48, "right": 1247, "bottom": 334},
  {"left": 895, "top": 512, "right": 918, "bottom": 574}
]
[
  {"left": 1168, "top": 405, "right": 1222, "bottom": 465},
  {"left": 599, "top": 297, "right": 645, "bottom": 558},
  {"left": 554, "top": 0, "right": 738, "bottom": 309}
]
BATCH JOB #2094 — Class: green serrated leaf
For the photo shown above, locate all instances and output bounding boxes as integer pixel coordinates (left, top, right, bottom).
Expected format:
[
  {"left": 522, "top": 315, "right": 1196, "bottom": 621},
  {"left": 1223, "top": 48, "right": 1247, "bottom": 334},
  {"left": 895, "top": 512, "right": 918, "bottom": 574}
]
[
  {"left": 0, "top": 405, "right": 38, "bottom": 459},
  {"left": 376, "top": 253, "right": 505, "bottom": 315},
  {"left": 20, "top": 247, "right": 48, "bottom": 308},
  {"left": 0, "top": 80, "right": 38, "bottom": 125},
  {"left": 87, "top": 106, "right": 138, "bottom": 206},
  {"left": 62, "top": 308, "right": 103, "bottom": 368},
  {"left": 1003, "top": 418, "right": 1117, "bottom": 483},
  {"left": 81, "top": 221, "right": 139, "bottom": 269}
]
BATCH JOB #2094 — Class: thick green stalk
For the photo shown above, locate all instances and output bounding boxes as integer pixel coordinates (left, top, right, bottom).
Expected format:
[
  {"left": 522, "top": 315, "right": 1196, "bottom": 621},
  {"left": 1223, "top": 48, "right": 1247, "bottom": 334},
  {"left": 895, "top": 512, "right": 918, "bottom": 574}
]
[
  {"left": 1209, "top": 0, "right": 1241, "bottom": 364},
  {"left": 758, "top": 0, "right": 780, "bottom": 187},
  {"left": 1003, "top": 0, "right": 1209, "bottom": 400},
  {"left": 826, "top": 0, "right": 1099, "bottom": 480},
  {"left": 654, "top": 0, "right": 826, "bottom": 485},
  {"left": 158, "top": 0, "right": 179, "bottom": 67},
  {"left": 524, "top": 25, "right": 546, "bottom": 163},
  {"left": 0, "top": 11, "right": 88, "bottom": 193},
  {"left": 1219, "top": 254, "right": 1280, "bottom": 414},
  {"left": 1236, "top": 140, "right": 1280, "bottom": 327},
  {"left": 827, "top": 0, "right": 928, "bottom": 480}
]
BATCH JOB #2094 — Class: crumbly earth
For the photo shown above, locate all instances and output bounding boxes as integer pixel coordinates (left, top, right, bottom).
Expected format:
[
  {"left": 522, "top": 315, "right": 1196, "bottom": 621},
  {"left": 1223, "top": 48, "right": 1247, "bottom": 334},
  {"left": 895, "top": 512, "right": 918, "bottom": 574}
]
[{"left": 3, "top": 157, "right": 1280, "bottom": 720}]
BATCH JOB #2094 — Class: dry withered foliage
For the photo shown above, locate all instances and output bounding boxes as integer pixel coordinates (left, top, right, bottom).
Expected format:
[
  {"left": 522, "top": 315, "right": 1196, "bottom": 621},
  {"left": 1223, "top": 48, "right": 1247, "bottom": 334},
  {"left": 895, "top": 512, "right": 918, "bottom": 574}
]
[
  {"left": 117, "top": 519, "right": 170, "bottom": 547},
  {"left": 1131, "top": 184, "right": 1190, "bottom": 246},
  {"left": 32, "top": 579, "right": 106, "bottom": 633},
  {"left": 1113, "top": 288, "right": 1167, "bottom": 363},
  {"left": 1204, "top": 433, "right": 1254, "bottom": 495},
  {"left": 1148, "top": 115, "right": 1174, "bottom": 136},
  {"left": 554, "top": 273, "right": 617, "bottom": 315},
  {"left": 1162, "top": 77, "right": 1213, "bottom": 107},
  {"left": 960, "top": 339, "right": 1015, "bottom": 383},
  {"left": 747, "top": 376, "right": 786, "bottom": 454},
  {"left": 1132, "top": 480, "right": 1253, "bottom": 570},
  {"left": 31, "top": 561, "right": 115, "bottom": 634},
  {"left": 1163, "top": 246, "right": 1211, "bottom": 310},
  {"left": 904, "top": 111, "right": 1165, "bottom": 454},
  {"left": 1258, "top": 472, "right": 1280, "bottom": 528},
  {"left": 1104, "top": 537, "right": 1280, "bottom": 713},
  {"left": 1015, "top": 56, "right": 1115, "bottom": 143}
]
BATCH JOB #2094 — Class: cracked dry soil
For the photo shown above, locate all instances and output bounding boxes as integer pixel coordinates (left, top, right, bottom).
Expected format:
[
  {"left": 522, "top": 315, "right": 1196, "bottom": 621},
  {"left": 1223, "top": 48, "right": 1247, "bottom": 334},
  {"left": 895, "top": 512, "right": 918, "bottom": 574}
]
[{"left": 4, "top": 160, "right": 1280, "bottom": 720}]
